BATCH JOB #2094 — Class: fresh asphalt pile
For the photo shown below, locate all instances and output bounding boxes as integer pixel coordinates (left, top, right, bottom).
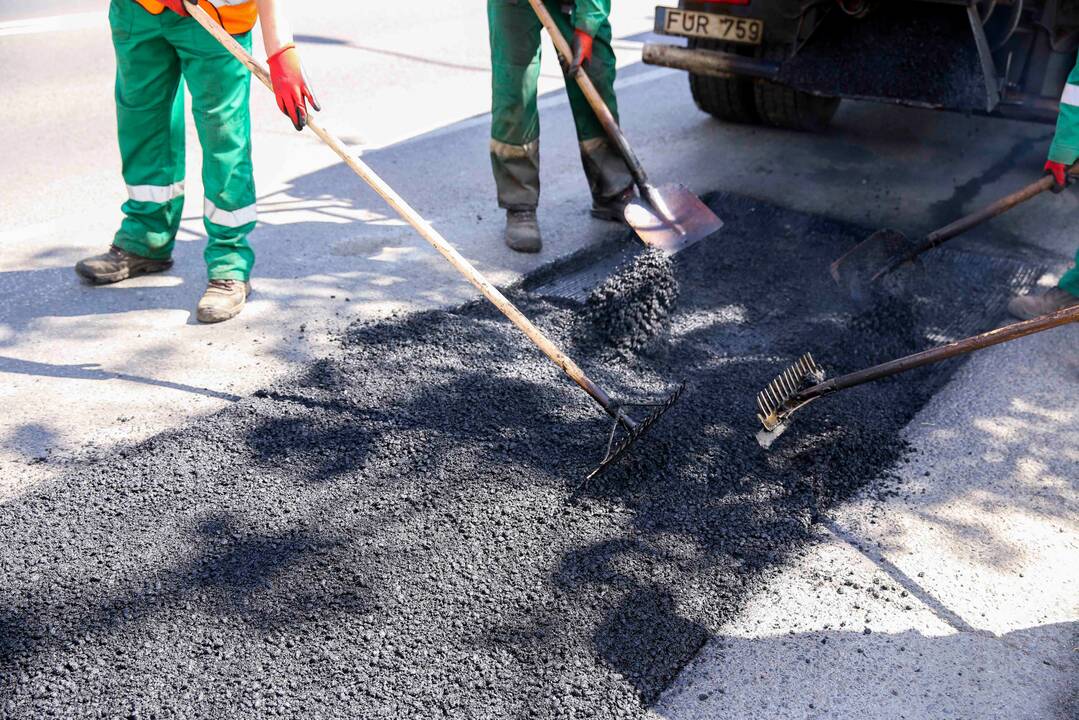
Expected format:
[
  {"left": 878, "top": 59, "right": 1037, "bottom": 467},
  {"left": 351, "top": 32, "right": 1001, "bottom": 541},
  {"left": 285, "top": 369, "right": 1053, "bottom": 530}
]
[
  {"left": 0, "top": 193, "right": 1040, "bottom": 719},
  {"left": 579, "top": 248, "right": 679, "bottom": 357}
]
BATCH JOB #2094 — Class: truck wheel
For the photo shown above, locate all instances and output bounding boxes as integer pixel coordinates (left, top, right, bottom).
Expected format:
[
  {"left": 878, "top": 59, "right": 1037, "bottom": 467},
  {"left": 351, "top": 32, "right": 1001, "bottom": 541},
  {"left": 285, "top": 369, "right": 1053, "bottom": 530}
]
[
  {"left": 687, "top": 39, "right": 760, "bottom": 124},
  {"left": 752, "top": 45, "right": 840, "bottom": 132}
]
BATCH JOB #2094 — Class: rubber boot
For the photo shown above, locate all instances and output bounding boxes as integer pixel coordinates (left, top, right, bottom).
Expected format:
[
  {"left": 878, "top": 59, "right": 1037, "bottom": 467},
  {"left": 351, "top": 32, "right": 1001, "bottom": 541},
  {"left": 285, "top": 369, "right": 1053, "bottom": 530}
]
[
  {"left": 1007, "top": 287, "right": 1079, "bottom": 320},
  {"left": 197, "top": 280, "right": 251, "bottom": 324},
  {"left": 75, "top": 245, "right": 173, "bottom": 285},
  {"left": 504, "top": 209, "right": 542, "bottom": 253}
]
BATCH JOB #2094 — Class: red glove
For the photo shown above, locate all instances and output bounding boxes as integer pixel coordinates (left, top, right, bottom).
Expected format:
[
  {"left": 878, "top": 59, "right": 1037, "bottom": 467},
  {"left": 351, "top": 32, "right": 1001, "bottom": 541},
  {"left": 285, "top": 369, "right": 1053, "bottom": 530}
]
[
  {"left": 1045, "top": 160, "right": 1069, "bottom": 192},
  {"left": 267, "top": 44, "right": 321, "bottom": 131},
  {"left": 160, "top": 0, "right": 190, "bottom": 16},
  {"left": 568, "top": 30, "right": 594, "bottom": 76}
]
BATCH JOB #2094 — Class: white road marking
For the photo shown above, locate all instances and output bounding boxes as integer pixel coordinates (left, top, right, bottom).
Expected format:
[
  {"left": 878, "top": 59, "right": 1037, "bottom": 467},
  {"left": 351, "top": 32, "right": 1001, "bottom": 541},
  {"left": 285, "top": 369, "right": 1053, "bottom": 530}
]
[{"left": 0, "top": 11, "right": 104, "bottom": 38}]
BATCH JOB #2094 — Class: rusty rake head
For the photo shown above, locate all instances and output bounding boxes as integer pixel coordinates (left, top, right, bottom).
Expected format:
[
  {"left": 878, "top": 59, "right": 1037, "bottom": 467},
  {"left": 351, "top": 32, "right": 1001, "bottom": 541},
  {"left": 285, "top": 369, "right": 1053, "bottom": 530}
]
[
  {"left": 755, "top": 354, "right": 826, "bottom": 449},
  {"left": 580, "top": 382, "right": 685, "bottom": 487}
]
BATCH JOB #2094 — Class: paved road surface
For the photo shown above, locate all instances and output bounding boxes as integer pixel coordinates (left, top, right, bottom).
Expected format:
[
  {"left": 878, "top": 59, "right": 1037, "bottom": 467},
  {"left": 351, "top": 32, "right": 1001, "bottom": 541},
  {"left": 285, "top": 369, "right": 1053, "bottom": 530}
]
[{"left": 0, "top": 2, "right": 1075, "bottom": 717}]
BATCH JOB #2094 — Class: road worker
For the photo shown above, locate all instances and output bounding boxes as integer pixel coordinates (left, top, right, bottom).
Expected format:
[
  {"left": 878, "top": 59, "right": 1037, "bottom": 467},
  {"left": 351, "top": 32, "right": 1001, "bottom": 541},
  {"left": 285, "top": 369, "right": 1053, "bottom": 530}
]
[
  {"left": 488, "top": 0, "right": 636, "bottom": 253},
  {"left": 76, "top": 0, "right": 318, "bottom": 323},
  {"left": 1008, "top": 58, "right": 1079, "bottom": 319}
]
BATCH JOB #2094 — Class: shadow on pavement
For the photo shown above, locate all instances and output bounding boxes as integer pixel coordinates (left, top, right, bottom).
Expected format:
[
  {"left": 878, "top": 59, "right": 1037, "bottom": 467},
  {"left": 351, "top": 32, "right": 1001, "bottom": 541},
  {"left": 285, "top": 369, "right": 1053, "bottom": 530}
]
[{"left": 0, "top": 355, "right": 242, "bottom": 402}]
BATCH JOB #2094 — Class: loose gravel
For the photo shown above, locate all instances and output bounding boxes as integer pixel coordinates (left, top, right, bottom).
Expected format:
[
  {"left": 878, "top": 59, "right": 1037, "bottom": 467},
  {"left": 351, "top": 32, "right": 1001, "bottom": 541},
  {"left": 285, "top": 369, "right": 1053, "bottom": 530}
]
[
  {"left": 0, "top": 193, "right": 1038, "bottom": 719},
  {"left": 580, "top": 248, "right": 679, "bottom": 357}
]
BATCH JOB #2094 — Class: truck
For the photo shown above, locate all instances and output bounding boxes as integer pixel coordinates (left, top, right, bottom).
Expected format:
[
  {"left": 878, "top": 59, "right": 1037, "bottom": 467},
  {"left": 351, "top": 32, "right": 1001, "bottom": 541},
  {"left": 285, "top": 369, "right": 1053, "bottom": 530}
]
[{"left": 642, "top": 0, "right": 1079, "bottom": 131}]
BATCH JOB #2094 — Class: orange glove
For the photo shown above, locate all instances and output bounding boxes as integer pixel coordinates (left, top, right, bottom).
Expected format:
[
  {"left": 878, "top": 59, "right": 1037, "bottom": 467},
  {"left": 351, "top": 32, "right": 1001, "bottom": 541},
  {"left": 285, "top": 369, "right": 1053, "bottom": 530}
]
[
  {"left": 160, "top": 0, "right": 190, "bottom": 16},
  {"left": 567, "top": 30, "right": 593, "bottom": 76},
  {"left": 267, "top": 44, "right": 321, "bottom": 131},
  {"left": 1045, "top": 160, "right": 1069, "bottom": 193}
]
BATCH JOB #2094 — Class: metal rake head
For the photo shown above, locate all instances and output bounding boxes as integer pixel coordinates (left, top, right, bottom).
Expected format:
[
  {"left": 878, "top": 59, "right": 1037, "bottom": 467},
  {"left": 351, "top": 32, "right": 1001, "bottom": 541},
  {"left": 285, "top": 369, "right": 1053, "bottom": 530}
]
[
  {"left": 755, "top": 354, "right": 826, "bottom": 448},
  {"left": 581, "top": 382, "right": 686, "bottom": 486}
]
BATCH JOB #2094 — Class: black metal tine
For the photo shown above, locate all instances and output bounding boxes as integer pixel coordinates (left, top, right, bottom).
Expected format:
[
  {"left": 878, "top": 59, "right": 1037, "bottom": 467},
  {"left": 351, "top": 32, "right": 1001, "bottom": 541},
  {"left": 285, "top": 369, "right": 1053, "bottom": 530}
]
[{"left": 582, "top": 382, "right": 685, "bottom": 486}]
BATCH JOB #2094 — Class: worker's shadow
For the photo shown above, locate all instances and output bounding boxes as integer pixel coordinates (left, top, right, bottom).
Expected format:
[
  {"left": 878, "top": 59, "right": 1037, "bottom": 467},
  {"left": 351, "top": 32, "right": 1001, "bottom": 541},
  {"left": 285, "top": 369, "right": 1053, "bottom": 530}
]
[
  {"left": 0, "top": 264, "right": 205, "bottom": 339},
  {"left": 0, "top": 354, "right": 241, "bottom": 403}
]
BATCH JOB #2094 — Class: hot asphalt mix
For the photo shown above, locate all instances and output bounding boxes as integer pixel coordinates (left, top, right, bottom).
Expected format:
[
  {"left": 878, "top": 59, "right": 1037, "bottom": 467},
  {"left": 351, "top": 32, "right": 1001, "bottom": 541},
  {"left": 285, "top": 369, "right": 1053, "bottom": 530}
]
[{"left": 0, "top": 193, "right": 1043, "bottom": 718}]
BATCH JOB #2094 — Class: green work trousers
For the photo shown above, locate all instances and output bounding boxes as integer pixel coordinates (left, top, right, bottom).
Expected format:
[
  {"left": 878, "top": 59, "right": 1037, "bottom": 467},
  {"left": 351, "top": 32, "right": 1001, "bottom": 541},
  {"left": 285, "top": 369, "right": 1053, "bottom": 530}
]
[
  {"left": 109, "top": 0, "right": 256, "bottom": 280},
  {"left": 488, "top": 0, "right": 633, "bottom": 210},
  {"left": 1060, "top": 248, "right": 1079, "bottom": 297}
]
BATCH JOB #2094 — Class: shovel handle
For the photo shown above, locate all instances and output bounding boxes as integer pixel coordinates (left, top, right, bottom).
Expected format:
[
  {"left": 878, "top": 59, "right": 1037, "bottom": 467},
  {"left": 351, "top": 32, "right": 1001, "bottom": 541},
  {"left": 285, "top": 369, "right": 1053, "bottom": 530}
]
[
  {"left": 914, "top": 162, "right": 1079, "bottom": 256},
  {"left": 185, "top": 3, "right": 623, "bottom": 419},
  {"left": 918, "top": 175, "right": 1056, "bottom": 252},
  {"left": 525, "top": 0, "right": 649, "bottom": 189}
]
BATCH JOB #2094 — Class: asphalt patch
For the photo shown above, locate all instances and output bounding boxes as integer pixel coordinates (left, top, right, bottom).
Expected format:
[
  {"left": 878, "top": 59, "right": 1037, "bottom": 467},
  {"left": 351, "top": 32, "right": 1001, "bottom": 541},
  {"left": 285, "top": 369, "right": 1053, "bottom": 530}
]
[{"left": 0, "top": 193, "right": 1041, "bottom": 719}]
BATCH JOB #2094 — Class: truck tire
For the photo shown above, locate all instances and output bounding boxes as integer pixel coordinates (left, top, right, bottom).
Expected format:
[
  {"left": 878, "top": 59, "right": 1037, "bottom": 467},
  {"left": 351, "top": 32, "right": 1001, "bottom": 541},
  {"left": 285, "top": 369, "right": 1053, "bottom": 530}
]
[
  {"left": 752, "top": 45, "right": 840, "bottom": 132},
  {"left": 687, "top": 39, "right": 760, "bottom": 125}
]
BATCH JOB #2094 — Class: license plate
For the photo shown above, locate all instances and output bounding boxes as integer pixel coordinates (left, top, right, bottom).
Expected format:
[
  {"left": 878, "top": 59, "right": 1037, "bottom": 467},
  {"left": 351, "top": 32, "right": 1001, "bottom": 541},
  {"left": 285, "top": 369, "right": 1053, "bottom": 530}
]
[{"left": 654, "top": 7, "right": 764, "bottom": 45}]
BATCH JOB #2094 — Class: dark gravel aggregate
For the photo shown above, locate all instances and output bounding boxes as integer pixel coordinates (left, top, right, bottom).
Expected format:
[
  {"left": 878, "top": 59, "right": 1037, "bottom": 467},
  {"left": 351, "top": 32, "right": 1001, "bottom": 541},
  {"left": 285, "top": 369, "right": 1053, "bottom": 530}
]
[
  {"left": 580, "top": 248, "right": 679, "bottom": 357},
  {"left": 0, "top": 193, "right": 1038, "bottom": 719}
]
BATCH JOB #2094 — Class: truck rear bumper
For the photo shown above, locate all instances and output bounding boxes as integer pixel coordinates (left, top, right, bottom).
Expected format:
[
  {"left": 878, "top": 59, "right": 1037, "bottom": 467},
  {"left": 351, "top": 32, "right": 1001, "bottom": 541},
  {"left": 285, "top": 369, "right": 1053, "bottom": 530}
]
[
  {"left": 641, "top": 42, "right": 1059, "bottom": 124},
  {"left": 642, "top": 43, "right": 780, "bottom": 81}
]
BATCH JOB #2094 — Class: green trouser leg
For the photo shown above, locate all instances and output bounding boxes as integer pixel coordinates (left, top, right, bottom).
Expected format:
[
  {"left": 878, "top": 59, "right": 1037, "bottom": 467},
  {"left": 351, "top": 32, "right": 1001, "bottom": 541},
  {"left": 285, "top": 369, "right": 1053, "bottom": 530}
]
[
  {"left": 110, "top": 0, "right": 186, "bottom": 261},
  {"left": 171, "top": 25, "right": 256, "bottom": 280},
  {"left": 1059, "top": 247, "right": 1079, "bottom": 297},
  {"left": 110, "top": 0, "right": 256, "bottom": 281},
  {"left": 488, "top": 0, "right": 632, "bottom": 209}
]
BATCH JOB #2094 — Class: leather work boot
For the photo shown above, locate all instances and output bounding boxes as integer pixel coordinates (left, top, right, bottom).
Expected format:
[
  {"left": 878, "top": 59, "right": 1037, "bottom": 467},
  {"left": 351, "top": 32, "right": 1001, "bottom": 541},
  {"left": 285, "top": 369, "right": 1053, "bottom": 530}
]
[
  {"left": 75, "top": 245, "right": 173, "bottom": 285},
  {"left": 590, "top": 187, "right": 638, "bottom": 223},
  {"left": 504, "top": 209, "right": 542, "bottom": 253},
  {"left": 197, "top": 279, "right": 252, "bottom": 324},
  {"left": 1007, "top": 287, "right": 1079, "bottom": 321}
]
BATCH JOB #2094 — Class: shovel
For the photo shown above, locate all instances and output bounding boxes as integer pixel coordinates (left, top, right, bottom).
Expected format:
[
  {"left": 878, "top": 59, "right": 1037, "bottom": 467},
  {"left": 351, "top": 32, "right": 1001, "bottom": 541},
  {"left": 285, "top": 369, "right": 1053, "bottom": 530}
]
[
  {"left": 526, "top": 0, "right": 722, "bottom": 255},
  {"left": 830, "top": 165, "right": 1076, "bottom": 296},
  {"left": 753, "top": 304, "right": 1079, "bottom": 448},
  {"left": 185, "top": 4, "right": 683, "bottom": 482}
]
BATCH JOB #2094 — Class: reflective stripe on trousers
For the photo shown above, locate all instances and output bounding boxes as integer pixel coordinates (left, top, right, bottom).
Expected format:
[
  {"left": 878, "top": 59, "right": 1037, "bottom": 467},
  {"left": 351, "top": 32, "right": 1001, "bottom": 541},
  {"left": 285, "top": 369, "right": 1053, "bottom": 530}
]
[
  {"left": 126, "top": 182, "right": 185, "bottom": 203},
  {"left": 204, "top": 198, "right": 257, "bottom": 228}
]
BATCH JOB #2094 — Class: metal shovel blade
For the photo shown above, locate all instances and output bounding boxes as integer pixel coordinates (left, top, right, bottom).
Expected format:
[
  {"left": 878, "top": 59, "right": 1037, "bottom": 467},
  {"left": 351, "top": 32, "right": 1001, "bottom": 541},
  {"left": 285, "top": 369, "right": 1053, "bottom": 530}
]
[
  {"left": 624, "top": 184, "right": 723, "bottom": 255},
  {"left": 829, "top": 229, "right": 920, "bottom": 298}
]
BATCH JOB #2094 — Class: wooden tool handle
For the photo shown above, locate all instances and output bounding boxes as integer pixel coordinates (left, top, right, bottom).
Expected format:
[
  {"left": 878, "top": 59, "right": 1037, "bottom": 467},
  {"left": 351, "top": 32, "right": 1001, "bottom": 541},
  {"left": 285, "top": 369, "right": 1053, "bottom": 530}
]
[
  {"left": 800, "top": 303, "right": 1079, "bottom": 401},
  {"left": 525, "top": 0, "right": 649, "bottom": 188},
  {"left": 917, "top": 162, "right": 1079, "bottom": 254},
  {"left": 920, "top": 174, "right": 1056, "bottom": 250},
  {"left": 185, "top": 3, "right": 619, "bottom": 417}
]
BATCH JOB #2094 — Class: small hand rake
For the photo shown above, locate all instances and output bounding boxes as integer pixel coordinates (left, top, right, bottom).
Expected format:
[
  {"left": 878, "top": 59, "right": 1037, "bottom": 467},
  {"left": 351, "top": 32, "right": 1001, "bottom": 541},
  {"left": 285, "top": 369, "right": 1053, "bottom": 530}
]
[
  {"left": 755, "top": 305, "right": 1079, "bottom": 449},
  {"left": 186, "top": 4, "right": 682, "bottom": 481}
]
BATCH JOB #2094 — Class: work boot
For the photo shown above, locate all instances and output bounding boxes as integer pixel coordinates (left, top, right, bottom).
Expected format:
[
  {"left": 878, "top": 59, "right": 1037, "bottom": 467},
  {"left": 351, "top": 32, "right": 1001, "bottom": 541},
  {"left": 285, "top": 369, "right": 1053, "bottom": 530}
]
[
  {"left": 196, "top": 280, "right": 252, "bottom": 324},
  {"left": 590, "top": 187, "right": 637, "bottom": 223},
  {"left": 504, "top": 209, "right": 542, "bottom": 253},
  {"left": 1007, "top": 287, "right": 1079, "bottom": 320},
  {"left": 75, "top": 245, "right": 173, "bottom": 285}
]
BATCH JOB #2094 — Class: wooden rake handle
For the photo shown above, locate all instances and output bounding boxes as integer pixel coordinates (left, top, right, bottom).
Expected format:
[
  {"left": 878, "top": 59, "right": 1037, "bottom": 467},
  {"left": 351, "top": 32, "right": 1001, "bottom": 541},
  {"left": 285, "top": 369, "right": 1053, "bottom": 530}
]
[
  {"left": 799, "top": 303, "right": 1079, "bottom": 402},
  {"left": 185, "top": 3, "right": 620, "bottom": 417},
  {"left": 525, "top": 0, "right": 649, "bottom": 188}
]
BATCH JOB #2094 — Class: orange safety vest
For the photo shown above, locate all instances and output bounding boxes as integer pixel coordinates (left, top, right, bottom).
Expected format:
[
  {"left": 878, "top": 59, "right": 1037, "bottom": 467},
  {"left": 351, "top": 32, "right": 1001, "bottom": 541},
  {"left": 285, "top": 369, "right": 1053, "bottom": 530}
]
[{"left": 133, "top": 0, "right": 258, "bottom": 35}]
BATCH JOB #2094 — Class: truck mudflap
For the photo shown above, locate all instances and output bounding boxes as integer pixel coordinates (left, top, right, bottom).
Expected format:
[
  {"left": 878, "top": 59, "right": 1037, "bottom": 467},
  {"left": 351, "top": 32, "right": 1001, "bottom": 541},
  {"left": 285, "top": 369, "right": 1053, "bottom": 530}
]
[{"left": 775, "top": 3, "right": 1000, "bottom": 113}]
